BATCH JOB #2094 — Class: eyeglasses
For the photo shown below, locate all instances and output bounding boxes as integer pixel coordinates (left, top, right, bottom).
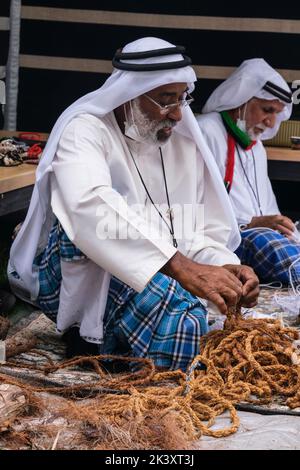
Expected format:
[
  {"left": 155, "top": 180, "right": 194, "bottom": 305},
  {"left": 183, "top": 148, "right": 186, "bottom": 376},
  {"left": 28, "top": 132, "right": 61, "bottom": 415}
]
[{"left": 143, "top": 93, "right": 194, "bottom": 115}]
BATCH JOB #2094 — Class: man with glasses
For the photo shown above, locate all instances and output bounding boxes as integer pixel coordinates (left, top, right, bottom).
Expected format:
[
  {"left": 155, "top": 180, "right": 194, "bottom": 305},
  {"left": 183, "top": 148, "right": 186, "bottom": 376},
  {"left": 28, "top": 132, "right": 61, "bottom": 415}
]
[{"left": 8, "top": 37, "right": 258, "bottom": 370}]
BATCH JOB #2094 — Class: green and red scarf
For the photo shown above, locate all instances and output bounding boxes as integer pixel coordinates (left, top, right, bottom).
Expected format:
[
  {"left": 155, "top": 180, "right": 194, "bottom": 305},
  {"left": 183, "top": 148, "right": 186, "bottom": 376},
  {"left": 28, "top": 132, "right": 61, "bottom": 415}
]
[{"left": 220, "top": 111, "right": 256, "bottom": 193}]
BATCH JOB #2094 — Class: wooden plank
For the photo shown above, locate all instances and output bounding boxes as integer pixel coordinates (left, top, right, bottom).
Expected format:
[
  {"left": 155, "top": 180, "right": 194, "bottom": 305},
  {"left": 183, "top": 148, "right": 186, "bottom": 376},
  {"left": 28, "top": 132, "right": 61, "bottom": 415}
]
[
  {"left": 0, "top": 164, "right": 36, "bottom": 193},
  {"left": 20, "top": 7, "right": 300, "bottom": 34},
  {"left": 266, "top": 146, "right": 300, "bottom": 162},
  {"left": 0, "top": 132, "right": 299, "bottom": 196}
]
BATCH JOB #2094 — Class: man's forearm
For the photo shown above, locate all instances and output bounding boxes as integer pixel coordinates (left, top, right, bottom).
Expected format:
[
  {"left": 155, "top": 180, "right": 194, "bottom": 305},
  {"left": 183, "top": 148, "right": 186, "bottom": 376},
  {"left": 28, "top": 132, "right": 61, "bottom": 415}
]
[{"left": 160, "top": 251, "right": 187, "bottom": 280}]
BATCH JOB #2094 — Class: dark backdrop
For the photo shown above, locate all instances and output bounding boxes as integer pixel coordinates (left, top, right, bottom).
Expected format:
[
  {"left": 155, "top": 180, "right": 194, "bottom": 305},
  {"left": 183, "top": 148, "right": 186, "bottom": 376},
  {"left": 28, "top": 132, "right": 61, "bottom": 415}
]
[
  {"left": 0, "top": 1, "right": 10, "bottom": 128},
  {"left": 17, "top": 1, "right": 300, "bottom": 131}
]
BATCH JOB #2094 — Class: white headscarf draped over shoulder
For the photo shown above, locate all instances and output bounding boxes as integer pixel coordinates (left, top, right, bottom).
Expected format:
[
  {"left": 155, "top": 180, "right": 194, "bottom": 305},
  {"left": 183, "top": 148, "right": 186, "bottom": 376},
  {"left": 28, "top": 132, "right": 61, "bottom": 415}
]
[
  {"left": 202, "top": 58, "right": 293, "bottom": 140},
  {"left": 9, "top": 37, "right": 240, "bottom": 299}
]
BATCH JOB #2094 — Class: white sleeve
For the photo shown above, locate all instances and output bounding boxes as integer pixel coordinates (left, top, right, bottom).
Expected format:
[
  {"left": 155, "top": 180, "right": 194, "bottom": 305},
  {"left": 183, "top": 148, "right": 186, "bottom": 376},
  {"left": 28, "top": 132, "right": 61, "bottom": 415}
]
[
  {"left": 196, "top": 115, "right": 227, "bottom": 176},
  {"left": 265, "top": 178, "right": 280, "bottom": 215},
  {"left": 192, "top": 241, "right": 240, "bottom": 266},
  {"left": 259, "top": 143, "right": 280, "bottom": 215},
  {"left": 50, "top": 116, "right": 177, "bottom": 293},
  {"left": 189, "top": 151, "right": 240, "bottom": 266}
]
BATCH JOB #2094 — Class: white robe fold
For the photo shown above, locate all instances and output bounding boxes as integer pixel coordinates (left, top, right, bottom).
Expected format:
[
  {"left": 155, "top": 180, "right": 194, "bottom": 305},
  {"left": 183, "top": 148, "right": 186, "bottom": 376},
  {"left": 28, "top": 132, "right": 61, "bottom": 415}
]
[
  {"left": 8, "top": 37, "right": 241, "bottom": 341},
  {"left": 47, "top": 112, "right": 240, "bottom": 339},
  {"left": 197, "top": 112, "right": 280, "bottom": 225}
]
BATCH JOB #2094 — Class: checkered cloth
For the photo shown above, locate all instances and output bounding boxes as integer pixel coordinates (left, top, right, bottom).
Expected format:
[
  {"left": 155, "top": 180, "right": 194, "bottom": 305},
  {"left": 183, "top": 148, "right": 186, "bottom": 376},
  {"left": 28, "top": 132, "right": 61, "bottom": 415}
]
[
  {"left": 235, "top": 228, "right": 300, "bottom": 285},
  {"left": 35, "top": 220, "right": 86, "bottom": 321},
  {"left": 35, "top": 220, "right": 208, "bottom": 370}
]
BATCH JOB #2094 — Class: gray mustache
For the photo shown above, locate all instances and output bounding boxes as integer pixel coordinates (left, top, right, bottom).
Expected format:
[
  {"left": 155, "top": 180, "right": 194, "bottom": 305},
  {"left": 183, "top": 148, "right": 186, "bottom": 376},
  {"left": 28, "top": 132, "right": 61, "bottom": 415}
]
[{"left": 158, "top": 119, "right": 177, "bottom": 129}]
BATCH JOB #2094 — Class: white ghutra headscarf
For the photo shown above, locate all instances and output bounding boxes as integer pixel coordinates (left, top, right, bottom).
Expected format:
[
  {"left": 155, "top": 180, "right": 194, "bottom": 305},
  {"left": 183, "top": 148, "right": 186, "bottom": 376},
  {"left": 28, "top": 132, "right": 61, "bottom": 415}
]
[
  {"left": 202, "top": 58, "right": 293, "bottom": 140},
  {"left": 9, "top": 37, "right": 241, "bottom": 301}
]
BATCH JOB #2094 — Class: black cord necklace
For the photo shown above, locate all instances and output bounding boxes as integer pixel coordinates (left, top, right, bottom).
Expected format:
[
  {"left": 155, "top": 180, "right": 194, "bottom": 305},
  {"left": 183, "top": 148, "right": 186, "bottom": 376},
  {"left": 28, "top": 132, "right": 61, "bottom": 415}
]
[
  {"left": 236, "top": 144, "right": 263, "bottom": 216},
  {"left": 127, "top": 145, "right": 178, "bottom": 248}
]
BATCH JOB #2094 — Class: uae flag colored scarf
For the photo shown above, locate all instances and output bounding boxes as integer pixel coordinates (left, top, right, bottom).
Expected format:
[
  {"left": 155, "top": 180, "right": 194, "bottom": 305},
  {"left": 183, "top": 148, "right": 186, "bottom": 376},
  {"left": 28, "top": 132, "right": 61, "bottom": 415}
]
[{"left": 220, "top": 111, "right": 256, "bottom": 193}]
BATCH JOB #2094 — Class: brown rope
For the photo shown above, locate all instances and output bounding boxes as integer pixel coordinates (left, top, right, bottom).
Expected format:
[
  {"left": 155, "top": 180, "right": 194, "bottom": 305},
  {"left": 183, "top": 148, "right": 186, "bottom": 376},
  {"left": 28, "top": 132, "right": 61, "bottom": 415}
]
[{"left": 1, "top": 308, "right": 300, "bottom": 448}]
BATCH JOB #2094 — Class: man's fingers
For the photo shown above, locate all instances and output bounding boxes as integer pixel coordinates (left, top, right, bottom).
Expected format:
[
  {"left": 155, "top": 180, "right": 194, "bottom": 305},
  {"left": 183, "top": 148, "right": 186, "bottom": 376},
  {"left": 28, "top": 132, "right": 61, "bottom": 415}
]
[
  {"left": 241, "top": 284, "right": 259, "bottom": 308},
  {"left": 222, "top": 264, "right": 241, "bottom": 284},
  {"left": 221, "top": 286, "right": 242, "bottom": 306},
  {"left": 276, "top": 224, "right": 294, "bottom": 237},
  {"left": 237, "top": 267, "right": 259, "bottom": 305},
  {"left": 222, "top": 269, "right": 244, "bottom": 292},
  {"left": 279, "top": 216, "right": 295, "bottom": 232},
  {"left": 235, "top": 267, "right": 259, "bottom": 297},
  {"left": 242, "top": 277, "right": 259, "bottom": 297},
  {"left": 208, "top": 292, "right": 228, "bottom": 315},
  {"left": 222, "top": 279, "right": 243, "bottom": 297}
]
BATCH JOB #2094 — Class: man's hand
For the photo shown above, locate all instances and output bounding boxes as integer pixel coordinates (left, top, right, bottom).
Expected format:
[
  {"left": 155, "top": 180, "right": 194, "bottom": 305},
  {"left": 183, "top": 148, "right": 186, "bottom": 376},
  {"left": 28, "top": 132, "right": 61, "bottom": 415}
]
[
  {"left": 161, "top": 252, "right": 243, "bottom": 316},
  {"left": 223, "top": 264, "right": 259, "bottom": 308},
  {"left": 247, "top": 215, "right": 295, "bottom": 238}
]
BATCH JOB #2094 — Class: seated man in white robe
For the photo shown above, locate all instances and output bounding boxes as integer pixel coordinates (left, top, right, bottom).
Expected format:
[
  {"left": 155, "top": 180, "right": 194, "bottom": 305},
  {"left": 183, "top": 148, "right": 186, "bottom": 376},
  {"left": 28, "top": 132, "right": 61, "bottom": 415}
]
[
  {"left": 7, "top": 38, "right": 258, "bottom": 371},
  {"left": 197, "top": 59, "right": 300, "bottom": 288}
]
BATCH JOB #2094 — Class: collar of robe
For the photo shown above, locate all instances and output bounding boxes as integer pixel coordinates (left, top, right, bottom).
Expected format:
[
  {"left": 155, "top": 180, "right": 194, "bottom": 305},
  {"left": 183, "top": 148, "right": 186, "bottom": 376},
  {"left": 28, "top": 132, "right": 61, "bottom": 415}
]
[{"left": 220, "top": 111, "right": 256, "bottom": 150}]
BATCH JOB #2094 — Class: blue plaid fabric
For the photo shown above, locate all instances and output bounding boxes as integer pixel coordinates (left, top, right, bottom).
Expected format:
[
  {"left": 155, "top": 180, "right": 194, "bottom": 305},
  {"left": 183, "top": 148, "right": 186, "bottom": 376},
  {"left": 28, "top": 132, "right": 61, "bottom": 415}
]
[
  {"left": 235, "top": 228, "right": 300, "bottom": 285},
  {"left": 35, "top": 219, "right": 208, "bottom": 370},
  {"left": 104, "top": 274, "right": 208, "bottom": 370},
  {"left": 35, "top": 220, "right": 86, "bottom": 321}
]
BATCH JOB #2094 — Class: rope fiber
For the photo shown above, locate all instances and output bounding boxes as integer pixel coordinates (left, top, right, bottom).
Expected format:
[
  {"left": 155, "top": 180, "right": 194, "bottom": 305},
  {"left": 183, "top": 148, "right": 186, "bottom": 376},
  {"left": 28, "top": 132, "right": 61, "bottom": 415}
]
[{"left": 1, "top": 307, "right": 300, "bottom": 449}]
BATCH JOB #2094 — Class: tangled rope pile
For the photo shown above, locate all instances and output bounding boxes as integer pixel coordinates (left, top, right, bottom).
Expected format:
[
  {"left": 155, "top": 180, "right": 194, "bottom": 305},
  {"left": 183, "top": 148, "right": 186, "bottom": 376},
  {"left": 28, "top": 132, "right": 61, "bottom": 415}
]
[{"left": 1, "top": 308, "right": 300, "bottom": 449}]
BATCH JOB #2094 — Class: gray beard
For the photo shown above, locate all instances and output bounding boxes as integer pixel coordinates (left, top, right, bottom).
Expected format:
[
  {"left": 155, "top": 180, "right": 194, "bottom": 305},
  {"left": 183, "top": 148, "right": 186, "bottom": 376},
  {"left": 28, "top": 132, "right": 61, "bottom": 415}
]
[
  {"left": 247, "top": 124, "right": 267, "bottom": 140},
  {"left": 131, "top": 98, "right": 175, "bottom": 145},
  {"left": 247, "top": 128, "right": 261, "bottom": 140}
]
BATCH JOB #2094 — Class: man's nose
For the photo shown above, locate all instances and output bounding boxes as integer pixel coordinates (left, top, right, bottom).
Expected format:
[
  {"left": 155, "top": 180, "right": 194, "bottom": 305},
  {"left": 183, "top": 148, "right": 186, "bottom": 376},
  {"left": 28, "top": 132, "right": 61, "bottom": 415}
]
[
  {"left": 167, "top": 105, "right": 182, "bottom": 121},
  {"left": 264, "top": 115, "right": 276, "bottom": 128}
]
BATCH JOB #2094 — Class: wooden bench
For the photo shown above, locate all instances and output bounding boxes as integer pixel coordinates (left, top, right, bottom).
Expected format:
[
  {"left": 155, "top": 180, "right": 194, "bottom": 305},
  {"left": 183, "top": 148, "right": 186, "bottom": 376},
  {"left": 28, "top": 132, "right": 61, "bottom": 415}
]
[{"left": 0, "top": 131, "right": 47, "bottom": 216}]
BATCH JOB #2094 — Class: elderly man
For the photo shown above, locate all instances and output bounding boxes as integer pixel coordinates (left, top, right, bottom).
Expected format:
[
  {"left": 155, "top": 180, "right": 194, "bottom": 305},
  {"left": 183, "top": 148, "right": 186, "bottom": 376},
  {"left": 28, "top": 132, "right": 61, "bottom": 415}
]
[
  {"left": 8, "top": 38, "right": 258, "bottom": 370},
  {"left": 197, "top": 59, "right": 300, "bottom": 287}
]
